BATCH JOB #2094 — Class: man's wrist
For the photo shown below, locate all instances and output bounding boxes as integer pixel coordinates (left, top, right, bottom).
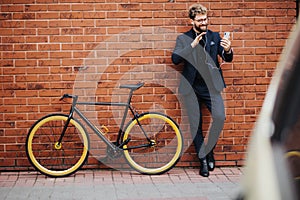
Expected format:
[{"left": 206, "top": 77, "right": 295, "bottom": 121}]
[{"left": 225, "top": 48, "right": 232, "bottom": 54}]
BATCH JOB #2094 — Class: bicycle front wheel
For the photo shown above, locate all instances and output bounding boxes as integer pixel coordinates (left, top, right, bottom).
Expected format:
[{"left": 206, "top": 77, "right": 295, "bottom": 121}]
[
  {"left": 26, "top": 114, "right": 89, "bottom": 177},
  {"left": 122, "top": 112, "right": 183, "bottom": 175}
]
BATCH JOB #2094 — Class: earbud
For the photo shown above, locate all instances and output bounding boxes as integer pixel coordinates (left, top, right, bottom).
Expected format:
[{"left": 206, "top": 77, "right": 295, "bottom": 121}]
[{"left": 192, "top": 22, "right": 194, "bottom": 25}]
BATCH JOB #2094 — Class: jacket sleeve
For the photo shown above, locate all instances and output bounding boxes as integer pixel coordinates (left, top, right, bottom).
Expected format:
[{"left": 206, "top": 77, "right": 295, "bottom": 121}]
[
  {"left": 221, "top": 49, "right": 233, "bottom": 62},
  {"left": 171, "top": 35, "right": 194, "bottom": 65},
  {"left": 216, "top": 33, "right": 233, "bottom": 62}
]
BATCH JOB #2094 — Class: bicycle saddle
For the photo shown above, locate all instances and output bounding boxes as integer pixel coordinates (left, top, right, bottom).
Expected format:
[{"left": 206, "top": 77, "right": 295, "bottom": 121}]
[{"left": 119, "top": 82, "right": 144, "bottom": 91}]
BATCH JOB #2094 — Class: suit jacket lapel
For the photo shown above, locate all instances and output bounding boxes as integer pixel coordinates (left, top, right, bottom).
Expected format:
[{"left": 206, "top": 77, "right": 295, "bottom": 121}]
[{"left": 205, "top": 30, "right": 212, "bottom": 54}]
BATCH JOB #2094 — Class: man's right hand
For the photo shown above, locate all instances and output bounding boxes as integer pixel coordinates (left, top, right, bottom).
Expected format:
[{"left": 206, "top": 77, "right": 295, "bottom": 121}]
[{"left": 191, "top": 32, "right": 206, "bottom": 48}]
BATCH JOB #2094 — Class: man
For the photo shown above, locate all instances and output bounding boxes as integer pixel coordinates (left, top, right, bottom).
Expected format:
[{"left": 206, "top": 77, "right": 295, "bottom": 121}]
[{"left": 172, "top": 3, "right": 233, "bottom": 177}]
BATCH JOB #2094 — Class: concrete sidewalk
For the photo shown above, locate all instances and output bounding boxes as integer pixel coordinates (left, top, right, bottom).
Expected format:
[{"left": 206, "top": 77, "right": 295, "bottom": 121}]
[{"left": 0, "top": 167, "right": 243, "bottom": 200}]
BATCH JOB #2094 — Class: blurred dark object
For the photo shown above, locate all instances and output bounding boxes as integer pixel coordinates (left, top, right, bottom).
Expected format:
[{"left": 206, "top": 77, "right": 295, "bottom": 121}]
[{"left": 237, "top": 21, "right": 300, "bottom": 200}]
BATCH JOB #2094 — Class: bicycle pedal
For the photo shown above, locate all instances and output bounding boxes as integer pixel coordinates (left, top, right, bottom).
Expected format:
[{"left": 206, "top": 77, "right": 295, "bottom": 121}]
[{"left": 100, "top": 125, "right": 109, "bottom": 134}]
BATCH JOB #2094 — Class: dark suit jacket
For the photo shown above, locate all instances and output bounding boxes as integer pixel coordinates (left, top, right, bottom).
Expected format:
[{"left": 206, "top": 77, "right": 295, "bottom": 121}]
[{"left": 172, "top": 29, "right": 233, "bottom": 94}]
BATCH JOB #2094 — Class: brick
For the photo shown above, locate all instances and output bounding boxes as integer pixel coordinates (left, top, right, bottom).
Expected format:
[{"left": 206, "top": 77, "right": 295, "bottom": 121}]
[
  {"left": 244, "top": 9, "right": 266, "bottom": 17},
  {"left": 233, "top": 32, "right": 255, "bottom": 40},
  {"left": 141, "top": 3, "right": 163, "bottom": 10},
  {"left": 72, "top": 4, "right": 95, "bottom": 11},
  {"left": 165, "top": 3, "right": 186, "bottom": 10},
  {"left": 26, "top": 36, "right": 48, "bottom": 43},
  {"left": 1, "top": 5, "right": 24, "bottom": 12},
  {"left": 38, "top": 12, "right": 60, "bottom": 19},
  {"left": 72, "top": 20, "right": 95, "bottom": 27},
  {"left": 13, "top": 13, "right": 35, "bottom": 19},
  {"left": 130, "top": 11, "right": 152, "bottom": 18},
  {"left": 38, "top": 44, "right": 60, "bottom": 51},
  {"left": 73, "top": 36, "right": 95, "bottom": 42},
  {"left": 49, "top": 36, "right": 72, "bottom": 43},
  {"left": 49, "top": 20, "right": 72, "bottom": 27},
  {"left": 0, "top": 159, "right": 15, "bottom": 167},
  {"left": 60, "top": 12, "right": 83, "bottom": 19},
  {"left": 142, "top": 19, "right": 164, "bottom": 26},
  {"left": 26, "top": 52, "right": 48, "bottom": 59},
  {"left": 244, "top": 40, "right": 266, "bottom": 47},
  {"left": 270, "top": 2, "right": 295, "bottom": 9},
  {"left": 25, "top": 21, "right": 48, "bottom": 28},
  {"left": 24, "top": 4, "right": 47, "bottom": 11},
  {"left": 226, "top": 153, "right": 246, "bottom": 161},
  {"left": 95, "top": 4, "right": 117, "bottom": 11},
  {"left": 222, "top": 10, "right": 244, "bottom": 17},
  {"left": 267, "top": 24, "right": 292, "bottom": 32},
  {"left": 83, "top": 12, "right": 105, "bottom": 19},
  {"left": 37, "top": 28, "right": 59, "bottom": 35},
  {"left": 50, "top": 52, "right": 72, "bottom": 59},
  {"left": 107, "top": 12, "right": 129, "bottom": 18},
  {"left": 255, "top": 47, "right": 276, "bottom": 55},
  {"left": 3, "top": 52, "right": 25, "bottom": 59},
  {"left": 118, "top": 3, "right": 140, "bottom": 11},
  {"left": 210, "top": 3, "right": 234, "bottom": 10},
  {"left": 2, "top": 36, "right": 25, "bottom": 43},
  {"left": 0, "top": 13, "right": 12, "bottom": 20},
  {"left": 48, "top": 4, "right": 71, "bottom": 11},
  {"left": 14, "top": 44, "right": 37, "bottom": 51},
  {"left": 28, "top": 83, "right": 50, "bottom": 90},
  {"left": 0, "top": 44, "right": 13, "bottom": 51},
  {"left": 266, "top": 40, "right": 286, "bottom": 47},
  {"left": 232, "top": 47, "right": 254, "bottom": 55},
  {"left": 16, "top": 105, "right": 39, "bottom": 113},
  {"left": 232, "top": 17, "right": 255, "bottom": 25},
  {"left": 118, "top": 19, "right": 140, "bottom": 26},
  {"left": 0, "top": 28, "right": 13, "bottom": 35}
]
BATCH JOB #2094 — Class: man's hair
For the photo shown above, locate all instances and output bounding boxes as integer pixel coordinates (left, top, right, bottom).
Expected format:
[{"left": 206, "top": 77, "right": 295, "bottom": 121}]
[{"left": 188, "top": 3, "right": 207, "bottom": 20}]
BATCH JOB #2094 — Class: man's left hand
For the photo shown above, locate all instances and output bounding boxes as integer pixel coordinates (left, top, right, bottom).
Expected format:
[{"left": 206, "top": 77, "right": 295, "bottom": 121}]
[{"left": 221, "top": 38, "right": 231, "bottom": 52}]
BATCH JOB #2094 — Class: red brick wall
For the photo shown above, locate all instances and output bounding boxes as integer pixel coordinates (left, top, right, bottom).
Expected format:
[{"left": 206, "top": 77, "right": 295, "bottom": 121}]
[{"left": 0, "top": 0, "right": 297, "bottom": 171}]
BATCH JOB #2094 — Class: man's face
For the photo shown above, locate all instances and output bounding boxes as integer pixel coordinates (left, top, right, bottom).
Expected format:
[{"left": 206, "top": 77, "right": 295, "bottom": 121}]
[{"left": 192, "top": 14, "right": 208, "bottom": 33}]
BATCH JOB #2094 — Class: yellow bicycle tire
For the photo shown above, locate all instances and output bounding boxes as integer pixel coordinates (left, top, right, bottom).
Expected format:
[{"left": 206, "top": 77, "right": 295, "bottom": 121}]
[
  {"left": 122, "top": 112, "right": 183, "bottom": 175},
  {"left": 26, "top": 114, "right": 89, "bottom": 177}
]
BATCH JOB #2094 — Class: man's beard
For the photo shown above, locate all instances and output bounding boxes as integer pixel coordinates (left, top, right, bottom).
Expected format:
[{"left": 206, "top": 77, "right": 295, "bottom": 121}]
[{"left": 195, "top": 25, "right": 207, "bottom": 33}]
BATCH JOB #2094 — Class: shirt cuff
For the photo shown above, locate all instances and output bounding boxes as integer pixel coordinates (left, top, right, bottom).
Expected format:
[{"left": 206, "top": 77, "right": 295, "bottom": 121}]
[{"left": 224, "top": 48, "right": 232, "bottom": 54}]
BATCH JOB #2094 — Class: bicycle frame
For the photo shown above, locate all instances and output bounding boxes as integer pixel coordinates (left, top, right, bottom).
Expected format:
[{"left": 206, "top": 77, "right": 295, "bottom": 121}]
[{"left": 58, "top": 89, "right": 152, "bottom": 152}]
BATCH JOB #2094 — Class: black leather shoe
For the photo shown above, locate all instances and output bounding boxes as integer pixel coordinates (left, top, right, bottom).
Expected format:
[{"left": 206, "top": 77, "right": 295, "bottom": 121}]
[
  {"left": 207, "top": 152, "right": 215, "bottom": 171},
  {"left": 199, "top": 159, "right": 209, "bottom": 177}
]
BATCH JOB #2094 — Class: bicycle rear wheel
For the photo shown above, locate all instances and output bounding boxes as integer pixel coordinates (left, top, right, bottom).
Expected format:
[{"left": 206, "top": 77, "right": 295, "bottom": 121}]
[
  {"left": 122, "top": 112, "right": 183, "bottom": 175},
  {"left": 26, "top": 114, "right": 89, "bottom": 177}
]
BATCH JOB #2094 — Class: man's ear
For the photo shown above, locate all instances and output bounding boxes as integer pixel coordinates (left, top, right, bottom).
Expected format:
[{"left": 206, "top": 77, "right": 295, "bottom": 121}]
[{"left": 190, "top": 19, "right": 194, "bottom": 25}]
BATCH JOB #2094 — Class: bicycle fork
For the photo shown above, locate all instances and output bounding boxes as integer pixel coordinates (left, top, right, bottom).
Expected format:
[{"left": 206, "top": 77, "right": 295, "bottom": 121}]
[{"left": 55, "top": 95, "right": 79, "bottom": 149}]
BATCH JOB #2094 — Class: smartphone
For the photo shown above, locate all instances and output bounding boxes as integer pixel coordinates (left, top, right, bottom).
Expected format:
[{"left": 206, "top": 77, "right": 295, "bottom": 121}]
[{"left": 224, "top": 32, "right": 230, "bottom": 39}]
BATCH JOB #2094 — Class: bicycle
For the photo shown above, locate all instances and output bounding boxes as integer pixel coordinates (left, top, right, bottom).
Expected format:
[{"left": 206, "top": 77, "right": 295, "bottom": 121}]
[{"left": 26, "top": 82, "right": 183, "bottom": 177}]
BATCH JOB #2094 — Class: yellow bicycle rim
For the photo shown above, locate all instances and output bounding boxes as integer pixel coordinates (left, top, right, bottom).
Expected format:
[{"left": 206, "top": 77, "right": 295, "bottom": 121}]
[
  {"left": 123, "top": 113, "right": 182, "bottom": 174},
  {"left": 27, "top": 115, "right": 88, "bottom": 177}
]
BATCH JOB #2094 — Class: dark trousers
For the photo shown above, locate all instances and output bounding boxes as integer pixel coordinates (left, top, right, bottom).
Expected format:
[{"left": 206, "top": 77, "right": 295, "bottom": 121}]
[{"left": 183, "top": 84, "right": 225, "bottom": 159}]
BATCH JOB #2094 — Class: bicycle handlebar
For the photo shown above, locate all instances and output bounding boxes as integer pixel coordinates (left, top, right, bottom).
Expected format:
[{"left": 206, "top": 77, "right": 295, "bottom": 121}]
[{"left": 60, "top": 94, "right": 77, "bottom": 101}]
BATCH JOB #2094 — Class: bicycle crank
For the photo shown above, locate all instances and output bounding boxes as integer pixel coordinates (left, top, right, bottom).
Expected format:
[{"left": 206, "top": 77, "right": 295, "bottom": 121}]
[{"left": 106, "top": 143, "right": 122, "bottom": 159}]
